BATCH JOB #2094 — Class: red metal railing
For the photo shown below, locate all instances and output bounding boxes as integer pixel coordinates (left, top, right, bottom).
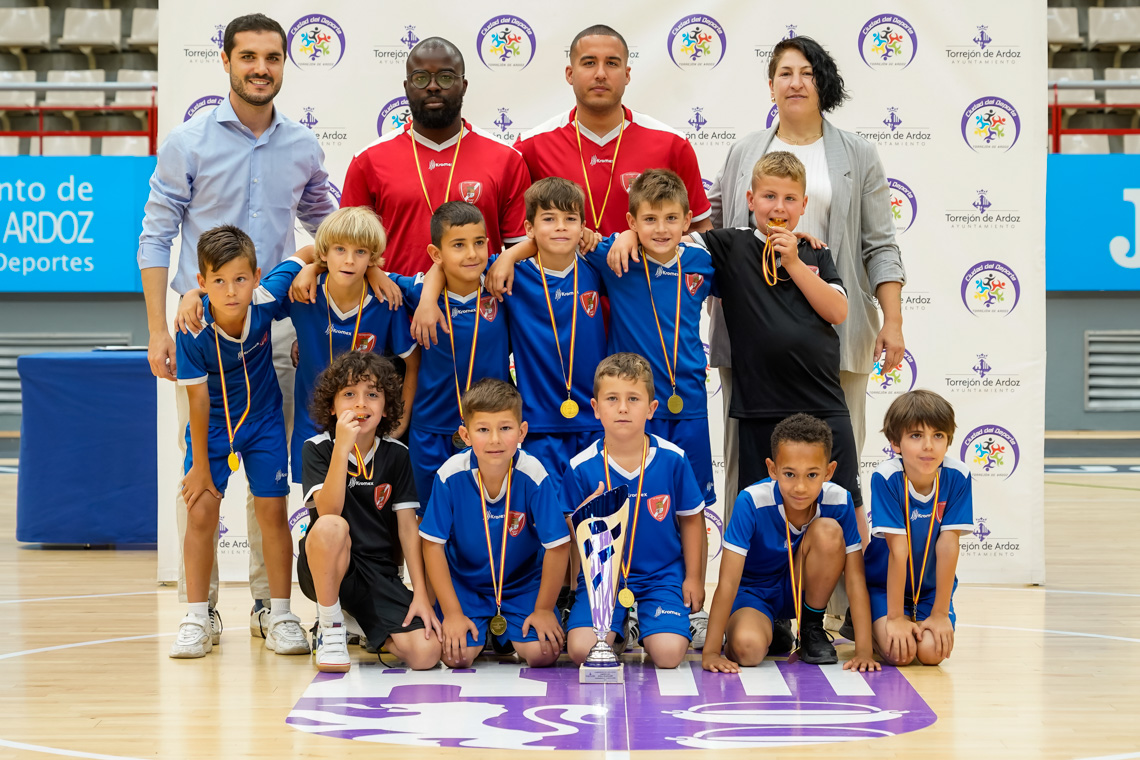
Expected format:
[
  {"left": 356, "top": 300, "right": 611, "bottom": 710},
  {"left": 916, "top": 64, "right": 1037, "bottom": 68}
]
[
  {"left": 1048, "top": 81, "right": 1140, "bottom": 153},
  {"left": 0, "top": 83, "right": 157, "bottom": 155}
]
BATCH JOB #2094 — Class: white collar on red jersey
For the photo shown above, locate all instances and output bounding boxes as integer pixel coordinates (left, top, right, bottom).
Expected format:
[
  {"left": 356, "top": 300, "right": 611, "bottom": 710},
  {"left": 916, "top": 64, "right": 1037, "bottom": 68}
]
[{"left": 406, "top": 120, "right": 470, "bottom": 151}]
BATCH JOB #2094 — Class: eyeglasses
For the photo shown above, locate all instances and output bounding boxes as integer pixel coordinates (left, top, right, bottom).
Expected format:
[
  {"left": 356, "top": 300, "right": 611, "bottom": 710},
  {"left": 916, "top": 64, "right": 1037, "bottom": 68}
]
[{"left": 408, "top": 70, "right": 462, "bottom": 90}]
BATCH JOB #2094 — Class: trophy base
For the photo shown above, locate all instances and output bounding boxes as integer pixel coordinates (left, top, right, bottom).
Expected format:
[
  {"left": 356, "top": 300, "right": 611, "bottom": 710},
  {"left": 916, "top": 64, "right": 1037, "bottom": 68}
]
[{"left": 580, "top": 662, "right": 624, "bottom": 684}]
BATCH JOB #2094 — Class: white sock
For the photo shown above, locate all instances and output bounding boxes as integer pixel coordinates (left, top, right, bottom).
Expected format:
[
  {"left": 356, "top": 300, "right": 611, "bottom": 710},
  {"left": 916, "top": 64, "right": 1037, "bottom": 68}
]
[
  {"left": 318, "top": 601, "right": 344, "bottom": 628},
  {"left": 188, "top": 602, "right": 209, "bottom": 620},
  {"left": 271, "top": 598, "right": 291, "bottom": 617}
]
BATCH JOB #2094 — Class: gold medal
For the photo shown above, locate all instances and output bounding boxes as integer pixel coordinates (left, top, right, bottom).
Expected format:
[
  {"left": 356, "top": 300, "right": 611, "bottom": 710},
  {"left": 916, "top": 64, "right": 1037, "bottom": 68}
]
[
  {"left": 618, "top": 587, "right": 636, "bottom": 608},
  {"left": 213, "top": 325, "right": 250, "bottom": 477},
  {"left": 667, "top": 394, "right": 684, "bottom": 414},
  {"left": 604, "top": 437, "right": 648, "bottom": 606},
  {"left": 489, "top": 614, "right": 508, "bottom": 637},
  {"left": 560, "top": 398, "right": 579, "bottom": 419},
  {"left": 452, "top": 431, "right": 466, "bottom": 449},
  {"left": 643, "top": 246, "right": 684, "bottom": 416},
  {"left": 537, "top": 250, "right": 581, "bottom": 425},
  {"left": 444, "top": 287, "right": 483, "bottom": 444},
  {"left": 227, "top": 452, "right": 240, "bottom": 472}
]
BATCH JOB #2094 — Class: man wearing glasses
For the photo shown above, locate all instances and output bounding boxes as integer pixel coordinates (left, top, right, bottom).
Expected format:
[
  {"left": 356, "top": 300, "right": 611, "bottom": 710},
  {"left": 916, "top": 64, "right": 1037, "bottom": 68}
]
[{"left": 340, "top": 37, "right": 531, "bottom": 275}]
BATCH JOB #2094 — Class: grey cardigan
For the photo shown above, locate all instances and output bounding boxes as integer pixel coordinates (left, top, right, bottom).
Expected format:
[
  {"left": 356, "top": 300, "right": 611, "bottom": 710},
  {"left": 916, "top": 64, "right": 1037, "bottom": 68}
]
[{"left": 706, "top": 118, "right": 906, "bottom": 376}]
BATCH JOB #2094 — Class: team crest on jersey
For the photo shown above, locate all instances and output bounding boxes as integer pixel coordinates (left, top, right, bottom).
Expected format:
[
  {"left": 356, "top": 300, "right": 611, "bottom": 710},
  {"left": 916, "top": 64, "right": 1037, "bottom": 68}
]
[
  {"left": 936, "top": 500, "right": 946, "bottom": 522},
  {"left": 374, "top": 484, "right": 392, "bottom": 511},
  {"left": 685, "top": 273, "right": 704, "bottom": 296},
  {"left": 479, "top": 295, "right": 498, "bottom": 322},
  {"left": 459, "top": 180, "right": 483, "bottom": 203},
  {"left": 620, "top": 172, "right": 639, "bottom": 192},
  {"left": 355, "top": 333, "right": 376, "bottom": 352},
  {"left": 648, "top": 495, "right": 670, "bottom": 521},
  {"left": 580, "top": 291, "right": 599, "bottom": 318},
  {"left": 808, "top": 265, "right": 820, "bottom": 276},
  {"left": 507, "top": 511, "right": 526, "bottom": 537}
]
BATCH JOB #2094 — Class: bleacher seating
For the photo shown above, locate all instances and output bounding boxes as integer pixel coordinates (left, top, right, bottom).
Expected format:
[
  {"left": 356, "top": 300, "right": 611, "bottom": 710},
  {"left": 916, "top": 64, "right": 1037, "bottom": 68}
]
[
  {"left": 0, "top": 8, "right": 52, "bottom": 51},
  {"left": 1061, "top": 134, "right": 1111, "bottom": 154},
  {"left": 1048, "top": 68, "right": 1098, "bottom": 105},
  {"left": 59, "top": 9, "right": 122, "bottom": 50},
  {"left": 0, "top": 70, "right": 36, "bottom": 109},
  {"left": 43, "top": 69, "right": 106, "bottom": 108},
  {"left": 1105, "top": 68, "right": 1140, "bottom": 108},
  {"left": 0, "top": 137, "right": 20, "bottom": 157},
  {"left": 126, "top": 9, "right": 158, "bottom": 53},
  {"left": 30, "top": 137, "right": 93, "bottom": 157},
  {"left": 1048, "top": 7, "right": 1083, "bottom": 65},
  {"left": 100, "top": 136, "right": 149, "bottom": 156},
  {"left": 1123, "top": 134, "right": 1140, "bottom": 154},
  {"left": 1088, "top": 7, "right": 1140, "bottom": 67},
  {"left": 111, "top": 69, "right": 156, "bottom": 107}
]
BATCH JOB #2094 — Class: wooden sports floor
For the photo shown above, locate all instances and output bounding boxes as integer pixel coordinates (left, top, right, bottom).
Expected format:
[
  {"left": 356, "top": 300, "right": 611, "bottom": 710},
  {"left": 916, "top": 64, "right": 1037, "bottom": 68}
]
[{"left": 1, "top": 461, "right": 1138, "bottom": 759}]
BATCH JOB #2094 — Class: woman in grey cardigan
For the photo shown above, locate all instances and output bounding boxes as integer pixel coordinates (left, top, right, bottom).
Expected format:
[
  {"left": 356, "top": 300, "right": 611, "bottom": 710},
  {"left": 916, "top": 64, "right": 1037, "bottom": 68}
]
[{"left": 708, "top": 35, "right": 906, "bottom": 515}]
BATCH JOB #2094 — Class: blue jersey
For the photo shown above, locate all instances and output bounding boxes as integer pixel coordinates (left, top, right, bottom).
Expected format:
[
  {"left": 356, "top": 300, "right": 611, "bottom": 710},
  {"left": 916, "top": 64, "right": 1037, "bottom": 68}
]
[
  {"left": 395, "top": 273, "right": 511, "bottom": 435},
  {"left": 419, "top": 449, "right": 570, "bottom": 599},
  {"left": 583, "top": 235, "right": 716, "bottom": 420},
  {"left": 724, "top": 479, "right": 862, "bottom": 593},
  {"left": 286, "top": 274, "right": 416, "bottom": 481},
  {"left": 176, "top": 257, "right": 300, "bottom": 428},
  {"left": 562, "top": 435, "right": 705, "bottom": 585},
  {"left": 499, "top": 254, "right": 606, "bottom": 433},
  {"left": 864, "top": 456, "right": 974, "bottom": 597}
]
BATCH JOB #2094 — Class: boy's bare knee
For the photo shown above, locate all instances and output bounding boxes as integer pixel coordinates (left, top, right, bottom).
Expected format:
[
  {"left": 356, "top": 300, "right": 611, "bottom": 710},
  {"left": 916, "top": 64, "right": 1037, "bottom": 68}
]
[
  {"left": 728, "top": 630, "right": 770, "bottom": 667},
  {"left": 308, "top": 515, "right": 350, "bottom": 548},
  {"left": 810, "top": 517, "right": 844, "bottom": 549}
]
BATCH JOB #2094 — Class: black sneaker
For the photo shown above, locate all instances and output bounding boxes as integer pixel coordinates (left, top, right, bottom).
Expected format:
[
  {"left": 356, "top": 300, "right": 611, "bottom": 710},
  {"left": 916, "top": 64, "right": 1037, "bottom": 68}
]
[
  {"left": 489, "top": 631, "right": 516, "bottom": 656},
  {"left": 837, "top": 607, "right": 855, "bottom": 641},
  {"left": 798, "top": 621, "right": 838, "bottom": 665},
  {"left": 770, "top": 618, "right": 795, "bottom": 655}
]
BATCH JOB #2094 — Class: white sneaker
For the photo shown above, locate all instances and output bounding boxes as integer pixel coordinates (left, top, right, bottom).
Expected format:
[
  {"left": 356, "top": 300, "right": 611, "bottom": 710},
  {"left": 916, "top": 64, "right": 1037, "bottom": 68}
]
[
  {"left": 314, "top": 623, "right": 351, "bottom": 673},
  {"left": 689, "top": 609, "right": 709, "bottom": 649},
  {"left": 250, "top": 600, "right": 270, "bottom": 639},
  {"left": 266, "top": 612, "right": 311, "bottom": 655},
  {"left": 208, "top": 606, "right": 223, "bottom": 645},
  {"left": 169, "top": 613, "right": 212, "bottom": 659}
]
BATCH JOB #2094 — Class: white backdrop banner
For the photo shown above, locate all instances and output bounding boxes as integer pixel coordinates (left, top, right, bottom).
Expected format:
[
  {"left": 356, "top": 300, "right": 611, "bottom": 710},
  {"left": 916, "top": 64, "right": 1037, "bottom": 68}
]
[{"left": 156, "top": 1, "right": 1046, "bottom": 586}]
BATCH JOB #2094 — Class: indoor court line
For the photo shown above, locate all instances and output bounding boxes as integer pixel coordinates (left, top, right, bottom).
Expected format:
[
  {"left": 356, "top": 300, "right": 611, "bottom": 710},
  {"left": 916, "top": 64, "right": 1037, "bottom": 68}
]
[
  {"left": 970, "top": 587, "right": 1140, "bottom": 598},
  {"left": 0, "top": 633, "right": 169, "bottom": 661},
  {"left": 0, "top": 739, "right": 146, "bottom": 760},
  {"left": 958, "top": 624, "right": 1140, "bottom": 644},
  {"left": 0, "top": 590, "right": 169, "bottom": 605}
]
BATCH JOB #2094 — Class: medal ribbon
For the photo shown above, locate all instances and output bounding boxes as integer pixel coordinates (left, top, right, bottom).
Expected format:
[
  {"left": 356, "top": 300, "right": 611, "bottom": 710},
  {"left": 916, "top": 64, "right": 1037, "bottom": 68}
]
[
  {"left": 347, "top": 443, "right": 374, "bottom": 480},
  {"left": 212, "top": 324, "right": 251, "bottom": 459},
  {"left": 324, "top": 278, "right": 368, "bottom": 363},
  {"left": 535, "top": 251, "right": 578, "bottom": 405},
  {"left": 784, "top": 506, "right": 808, "bottom": 654},
  {"left": 603, "top": 435, "right": 648, "bottom": 590},
  {"left": 761, "top": 221, "right": 788, "bottom": 286},
  {"left": 410, "top": 122, "right": 464, "bottom": 214},
  {"left": 642, "top": 249, "right": 682, "bottom": 401},
  {"left": 574, "top": 108, "right": 625, "bottom": 230},
  {"left": 903, "top": 471, "right": 941, "bottom": 622},
  {"left": 478, "top": 462, "right": 513, "bottom": 615},
  {"left": 443, "top": 287, "right": 483, "bottom": 421}
]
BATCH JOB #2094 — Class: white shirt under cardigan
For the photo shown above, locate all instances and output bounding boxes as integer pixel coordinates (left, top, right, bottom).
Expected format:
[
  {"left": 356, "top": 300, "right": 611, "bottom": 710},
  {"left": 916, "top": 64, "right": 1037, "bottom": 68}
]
[{"left": 767, "top": 136, "right": 832, "bottom": 244}]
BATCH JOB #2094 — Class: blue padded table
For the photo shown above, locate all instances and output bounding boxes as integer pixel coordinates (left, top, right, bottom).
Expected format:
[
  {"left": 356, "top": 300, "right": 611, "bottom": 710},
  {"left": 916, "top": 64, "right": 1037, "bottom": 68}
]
[{"left": 16, "top": 350, "right": 157, "bottom": 544}]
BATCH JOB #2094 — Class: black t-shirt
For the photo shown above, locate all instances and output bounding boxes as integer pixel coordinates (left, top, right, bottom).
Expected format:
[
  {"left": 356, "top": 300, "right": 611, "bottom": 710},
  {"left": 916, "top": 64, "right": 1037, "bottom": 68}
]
[
  {"left": 695, "top": 228, "right": 849, "bottom": 418},
  {"left": 302, "top": 432, "right": 419, "bottom": 574}
]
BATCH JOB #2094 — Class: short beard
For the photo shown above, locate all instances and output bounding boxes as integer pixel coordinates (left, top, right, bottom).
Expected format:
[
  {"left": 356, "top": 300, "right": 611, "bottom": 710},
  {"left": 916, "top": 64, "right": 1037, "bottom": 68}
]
[
  {"left": 231, "top": 73, "right": 280, "bottom": 107},
  {"left": 410, "top": 97, "right": 462, "bottom": 130}
]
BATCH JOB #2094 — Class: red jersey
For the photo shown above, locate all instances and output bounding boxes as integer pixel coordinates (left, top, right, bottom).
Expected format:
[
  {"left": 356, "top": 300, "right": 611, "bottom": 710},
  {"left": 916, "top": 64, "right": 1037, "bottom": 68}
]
[
  {"left": 340, "top": 121, "right": 530, "bottom": 276},
  {"left": 514, "top": 106, "right": 711, "bottom": 236}
]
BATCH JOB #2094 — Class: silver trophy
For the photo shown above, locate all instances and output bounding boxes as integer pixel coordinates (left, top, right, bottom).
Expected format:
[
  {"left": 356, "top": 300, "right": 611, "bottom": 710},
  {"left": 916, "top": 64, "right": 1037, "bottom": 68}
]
[{"left": 571, "top": 484, "right": 629, "bottom": 684}]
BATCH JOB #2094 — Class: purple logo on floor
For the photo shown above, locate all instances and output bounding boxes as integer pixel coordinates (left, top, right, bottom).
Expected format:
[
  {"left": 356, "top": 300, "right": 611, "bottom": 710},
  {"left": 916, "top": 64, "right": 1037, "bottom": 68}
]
[{"left": 287, "top": 660, "right": 936, "bottom": 750}]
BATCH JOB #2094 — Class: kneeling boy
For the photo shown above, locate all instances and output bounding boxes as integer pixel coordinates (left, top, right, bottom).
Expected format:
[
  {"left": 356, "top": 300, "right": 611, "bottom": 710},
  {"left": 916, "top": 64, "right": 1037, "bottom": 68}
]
[
  {"left": 702, "top": 414, "right": 878, "bottom": 672},
  {"left": 865, "top": 390, "right": 973, "bottom": 666},
  {"left": 299, "top": 352, "right": 440, "bottom": 672},
  {"left": 420, "top": 379, "right": 571, "bottom": 668}
]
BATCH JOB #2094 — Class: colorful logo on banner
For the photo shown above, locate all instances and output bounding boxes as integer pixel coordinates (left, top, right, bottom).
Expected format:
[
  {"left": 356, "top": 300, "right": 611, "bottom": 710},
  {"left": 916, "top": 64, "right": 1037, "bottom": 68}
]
[
  {"left": 858, "top": 15, "right": 917, "bottom": 70},
  {"left": 887, "top": 178, "right": 917, "bottom": 234},
  {"left": 961, "top": 97, "right": 1020, "bottom": 151},
  {"left": 289, "top": 506, "right": 309, "bottom": 557},
  {"left": 377, "top": 96, "right": 411, "bottom": 137},
  {"left": 960, "top": 424, "right": 1020, "bottom": 480},
  {"left": 765, "top": 104, "right": 780, "bottom": 129},
  {"left": 867, "top": 349, "right": 918, "bottom": 398},
  {"left": 476, "top": 16, "right": 537, "bottom": 70},
  {"left": 287, "top": 15, "right": 346, "bottom": 70},
  {"left": 960, "top": 260, "right": 1021, "bottom": 316},
  {"left": 288, "top": 661, "right": 936, "bottom": 750},
  {"left": 183, "top": 95, "right": 224, "bottom": 122},
  {"left": 668, "top": 15, "right": 727, "bottom": 70},
  {"left": 704, "top": 506, "right": 723, "bottom": 561}
]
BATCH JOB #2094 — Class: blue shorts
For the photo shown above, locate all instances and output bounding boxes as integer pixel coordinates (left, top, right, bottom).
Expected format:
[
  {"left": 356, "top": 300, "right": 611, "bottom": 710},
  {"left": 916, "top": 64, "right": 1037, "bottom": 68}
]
[
  {"left": 646, "top": 416, "right": 716, "bottom": 506},
  {"left": 523, "top": 430, "right": 600, "bottom": 492},
  {"left": 731, "top": 580, "right": 797, "bottom": 623},
  {"left": 435, "top": 583, "right": 551, "bottom": 648},
  {"left": 409, "top": 427, "right": 465, "bottom": 511},
  {"left": 567, "top": 576, "right": 691, "bottom": 642},
  {"left": 868, "top": 585, "right": 957, "bottom": 628},
  {"left": 183, "top": 411, "right": 289, "bottom": 497}
]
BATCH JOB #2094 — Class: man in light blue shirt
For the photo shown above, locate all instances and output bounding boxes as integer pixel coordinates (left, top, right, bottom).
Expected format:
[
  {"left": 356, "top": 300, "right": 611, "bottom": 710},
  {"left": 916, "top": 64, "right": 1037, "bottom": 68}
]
[{"left": 138, "top": 13, "right": 336, "bottom": 639}]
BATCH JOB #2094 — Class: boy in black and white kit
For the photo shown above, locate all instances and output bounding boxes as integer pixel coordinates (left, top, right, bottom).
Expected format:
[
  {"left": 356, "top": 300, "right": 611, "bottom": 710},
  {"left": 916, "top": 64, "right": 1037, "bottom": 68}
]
[{"left": 299, "top": 351, "right": 441, "bottom": 672}]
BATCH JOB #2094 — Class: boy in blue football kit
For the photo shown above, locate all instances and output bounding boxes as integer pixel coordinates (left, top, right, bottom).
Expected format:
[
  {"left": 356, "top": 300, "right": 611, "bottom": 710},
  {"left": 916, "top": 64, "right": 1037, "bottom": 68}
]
[
  {"left": 420, "top": 379, "right": 571, "bottom": 668},
  {"left": 172, "top": 225, "right": 313, "bottom": 659},
  {"left": 299, "top": 352, "right": 440, "bottom": 673},
  {"left": 563, "top": 353, "right": 707, "bottom": 670},
  {"left": 393, "top": 202, "right": 512, "bottom": 504},
  {"left": 702, "top": 414, "right": 878, "bottom": 672},
  {"left": 178, "top": 206, "right": 417, "bottom": 486},
  {"left": 865, "top": 390, "right": 973, "bottom": 666}
]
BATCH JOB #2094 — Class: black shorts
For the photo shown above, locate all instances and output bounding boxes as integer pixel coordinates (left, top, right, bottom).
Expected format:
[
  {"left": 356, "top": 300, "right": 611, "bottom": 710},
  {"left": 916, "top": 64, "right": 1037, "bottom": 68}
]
[
  {"left": 298, "top": 535, "right": 425, "bottom": 648},
  {"left": 736, "top": 414, "right": 862, "bottom": 508}
]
